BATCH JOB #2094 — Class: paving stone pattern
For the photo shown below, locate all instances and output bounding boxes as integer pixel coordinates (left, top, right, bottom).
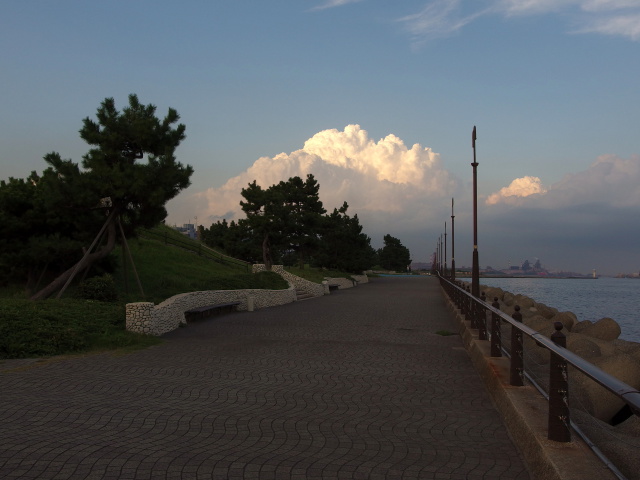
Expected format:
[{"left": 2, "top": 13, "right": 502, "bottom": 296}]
[{"left": 0, "top": 276, "right": 531, "bottom": 480}]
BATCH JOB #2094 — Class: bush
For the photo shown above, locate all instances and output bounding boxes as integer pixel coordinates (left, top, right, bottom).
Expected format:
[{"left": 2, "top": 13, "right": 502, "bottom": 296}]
[
  {"left": 0, "top": 298, "right": 160, "bottom": 359},
  {"left": 76, "top": 274, "right": 118, "bottom": 302}
]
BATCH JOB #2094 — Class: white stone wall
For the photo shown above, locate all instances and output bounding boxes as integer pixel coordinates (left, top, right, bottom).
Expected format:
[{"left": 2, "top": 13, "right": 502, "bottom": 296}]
[
  {"left": 126, "top": 302, "right": 154, "bottom": 335},
  {"left": 324, "top": 277, "right": 355, "bottom": 289},
  {"left": 253, "top": 265, "right": 326, "bottom": 297},
  {"left": 323, "top": 275, "right": 369, "bottom": 289},
  {"left": 126, "top": 287, "right": 296, "bottom": 336},
  {"left": 127, "top": 266, "right": 371, "bottom": 336}
]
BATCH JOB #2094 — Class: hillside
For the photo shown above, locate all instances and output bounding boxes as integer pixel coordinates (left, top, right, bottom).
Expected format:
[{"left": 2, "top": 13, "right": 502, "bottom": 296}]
[{"left": 113, "top": 225, "right": 288, "bottom": 304}]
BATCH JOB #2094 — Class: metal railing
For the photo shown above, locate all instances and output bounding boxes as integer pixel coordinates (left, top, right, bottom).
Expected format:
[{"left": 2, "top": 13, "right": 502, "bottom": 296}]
[
  {"left": 139, "top": 229, "right": 252, "bottom": 272},
  {"left": 437, "top": 273, "right": 640, "bottom": 444}
]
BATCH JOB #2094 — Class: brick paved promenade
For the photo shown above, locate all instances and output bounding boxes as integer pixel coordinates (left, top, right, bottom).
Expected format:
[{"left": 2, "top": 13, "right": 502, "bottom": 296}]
[{"left": 0, "top": 276, "right": 531, "bottom": 479}]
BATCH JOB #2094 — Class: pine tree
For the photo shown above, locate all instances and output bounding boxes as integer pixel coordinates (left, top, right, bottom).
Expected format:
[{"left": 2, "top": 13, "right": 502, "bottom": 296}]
[{"left": 16, "top": 94, "right": 194, "bottom": 300}]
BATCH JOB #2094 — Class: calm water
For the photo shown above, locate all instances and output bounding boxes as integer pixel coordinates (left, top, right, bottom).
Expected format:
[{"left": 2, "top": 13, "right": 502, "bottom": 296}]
[{"left": 479, "top": 277, "right": 640, "bottom": 342}]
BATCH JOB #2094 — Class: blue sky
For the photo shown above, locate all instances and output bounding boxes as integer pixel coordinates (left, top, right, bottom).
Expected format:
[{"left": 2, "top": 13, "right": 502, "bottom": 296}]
[{"left": 2, "top": 1, "right": 640, "bottom": 274}]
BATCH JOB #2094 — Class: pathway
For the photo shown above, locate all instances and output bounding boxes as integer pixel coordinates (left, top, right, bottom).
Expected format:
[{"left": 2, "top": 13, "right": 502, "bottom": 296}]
[{"left": 0, "top": 276, "right": 531, "bottom": 479}]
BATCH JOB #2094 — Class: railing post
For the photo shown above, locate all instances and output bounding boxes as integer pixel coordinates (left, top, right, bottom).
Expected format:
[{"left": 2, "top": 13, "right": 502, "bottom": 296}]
[
  {"left": 549, "top": 321, "right": 571, "bottom": 442},
  {"left": 510, "top": 305, "right": 524, "bottom": 386},
  {"left": 460, "top": 284, "right": 466, "bottom": 318},
  {"left": 467, "top": 287, "right": 478, "bottom": 328},
  {"left": 464, "top": 286, "right": 476, "bottom": 328},
  {"left": 478, "top": 292, "right": 487, "bottom": 340},
  {"left": 491, "top": 297, "right": 502, "bottom": 357}
]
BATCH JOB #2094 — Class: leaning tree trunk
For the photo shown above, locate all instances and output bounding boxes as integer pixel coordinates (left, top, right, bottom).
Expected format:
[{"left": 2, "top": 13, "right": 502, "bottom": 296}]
[
  {"left": 30, "top": 219, "right": 118, "bottom": 301},
  {"left": 262, "top": 233, "right": 273, "bottom": 271}
]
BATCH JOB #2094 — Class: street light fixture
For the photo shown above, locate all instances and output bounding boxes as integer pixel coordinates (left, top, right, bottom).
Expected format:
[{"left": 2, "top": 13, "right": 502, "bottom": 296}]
[
  {"left": 471, "top": 126, "right": 480, "bottom": 298},
  {"left": 451, "top": 198, "right": 455, "bottom": 281}
]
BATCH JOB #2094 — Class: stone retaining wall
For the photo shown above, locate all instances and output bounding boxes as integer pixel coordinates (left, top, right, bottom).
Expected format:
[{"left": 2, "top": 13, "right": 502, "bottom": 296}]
[
  {"left": 325, "top": 275, "right": 370, "bottom": 289},
  {"left": 324, "top": 277, "right": 355, "bottom": 289},
  {"left": 126, "top": 287, "right": 296, "bottom": 336},
  {"left": 351, "top": 275, "right": 368, "bottom": 284},
  {"left": 253, "top": 265, "right": 327, "bottom": 297},
  {"left": 126, "top": 266, "right": 370, "bottom": 336}
]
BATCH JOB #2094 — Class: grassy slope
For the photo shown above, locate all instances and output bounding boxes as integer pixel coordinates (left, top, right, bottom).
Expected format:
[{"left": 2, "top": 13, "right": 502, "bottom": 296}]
[{"left": 114, "top": 228, "right": 287, "bottom": 304}]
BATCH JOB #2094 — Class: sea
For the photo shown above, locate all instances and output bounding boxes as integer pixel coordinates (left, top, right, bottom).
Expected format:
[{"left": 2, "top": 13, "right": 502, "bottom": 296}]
[{"left": 478, "top": 277, "right": 640, "bottom": 342}]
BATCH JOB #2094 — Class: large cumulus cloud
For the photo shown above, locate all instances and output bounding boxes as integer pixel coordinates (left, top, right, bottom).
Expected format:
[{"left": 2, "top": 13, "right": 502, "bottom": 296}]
[{"left": 195, "top": 125, "right": 459, "bottom": 232}]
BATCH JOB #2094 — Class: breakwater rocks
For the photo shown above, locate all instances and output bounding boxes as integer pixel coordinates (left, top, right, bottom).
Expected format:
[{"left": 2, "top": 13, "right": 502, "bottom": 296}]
[{"left": 477, "top": 283, "right": 640, "bottom": 479}]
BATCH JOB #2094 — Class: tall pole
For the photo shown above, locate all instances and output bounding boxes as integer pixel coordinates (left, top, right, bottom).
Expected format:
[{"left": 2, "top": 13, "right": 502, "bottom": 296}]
[
  {"left": 444, "top": 221, "right": 447, "bottom": 278},
  {"left": 451, "top": 197, "right": 456, "bottom": 281},
  {"left": 439, "top": 234, "right": 443, "bottom": 275},
  {"left": 471, "top": 126, "right": 480, "bottom": 297}
]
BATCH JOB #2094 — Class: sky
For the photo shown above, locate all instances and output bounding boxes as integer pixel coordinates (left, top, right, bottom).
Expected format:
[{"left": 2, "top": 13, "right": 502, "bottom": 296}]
[{"left": 2, "top": 0, "right": 640, "bottom": 275}]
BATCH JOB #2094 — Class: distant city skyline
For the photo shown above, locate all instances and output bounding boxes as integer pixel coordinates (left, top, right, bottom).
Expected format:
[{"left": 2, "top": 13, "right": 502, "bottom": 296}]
[{"left": 2, "top": 1, "right": 639, "bottom": 275}]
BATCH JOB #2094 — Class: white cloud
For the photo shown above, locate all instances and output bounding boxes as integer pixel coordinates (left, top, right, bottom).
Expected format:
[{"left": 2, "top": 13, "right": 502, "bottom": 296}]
[
  {"left": 581, "top": 0, "right": 640, "bottom": 12},
  {"left": 400, "top": 0, "right": 640, "bottom": 41},
  {"left": 575, "top": 13, "right": 640, "bottom": 39},
  {"left": 312, "top": 0, "right": 364, "bottom": 11},
  {"left": 399, "top": 0, "right": 491, "bottom": 42},
  {"left": 189, "top": 125, "right": 458, "bottom": 231},
  {"left": 486, "top": 176, "right": 547, "bottom": 205},
  {"left": 486, "top": 154, "right": 640, "bottom": 208}
]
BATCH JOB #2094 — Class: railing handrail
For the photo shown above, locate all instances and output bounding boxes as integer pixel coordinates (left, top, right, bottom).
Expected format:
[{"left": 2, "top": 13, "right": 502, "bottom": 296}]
[{"left": 437, "top": 273, "right": 640, "bottom": 415}]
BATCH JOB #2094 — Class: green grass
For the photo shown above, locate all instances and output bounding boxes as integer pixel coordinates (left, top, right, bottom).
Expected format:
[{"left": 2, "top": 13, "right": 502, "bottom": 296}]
[
  {"left": 283, "top": 265, "right": 359, "bottom": 283},
  {"left": 435, "top": 330, "right": 456, "bottom": 336},
  {"left": 114, "top": 230, "right": 287, "bottom": 304},
  {"left": 0, "top": 298, "right": 162, "bottom": 359}
]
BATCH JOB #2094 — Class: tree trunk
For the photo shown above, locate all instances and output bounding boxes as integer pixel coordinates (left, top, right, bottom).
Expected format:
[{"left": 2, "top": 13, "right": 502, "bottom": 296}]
[
  {"left": 30, "top": 219, "right": 118, "bottom": 301},
  {"left": 262, "top": 233, "right": 272, "bottom": 271}
]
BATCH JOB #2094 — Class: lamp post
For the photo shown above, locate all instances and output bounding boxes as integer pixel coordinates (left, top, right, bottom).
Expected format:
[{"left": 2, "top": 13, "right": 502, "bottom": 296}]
[
  {"left": 471, "top": 126, "right": 480, "bottom": 298},
  {"left": 439, "top": 234, "right": 443, "bottom": 275},
  {"left": 451, "top": 198, "right": 455, "bottom": 281},
  {"left": 444, "top": 221, "right": 447, "bottom": 278}
]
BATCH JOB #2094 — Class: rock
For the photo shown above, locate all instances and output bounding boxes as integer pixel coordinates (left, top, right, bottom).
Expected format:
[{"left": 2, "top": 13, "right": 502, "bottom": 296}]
[
  {"left": 551, "top": 311, "right": 577, "bottom": 331},
  {"left": 571, "top": 319, "right": 592, "bottom": 334},
  {"left": 611, "top": 339, "right": 640, "bottom": 362},
  {"left": 503, "top": 291, "right": 515, "bottom": 306},
  {"left": 566, "top": 333, "right": 602, "bottom": 359},
  {"left": 523, "top": 315, "right": 551, "bottom": 333},
  {"left": 500, "top": 304, "right": 516, "bottom": 317},
  {"left": 570, "top": 352, "right": 640, "bottom": 423},
  {"left": 580, "top": 317, "right": 622, "bottom": 341},
  {"left": 514, "top": 294, "right": 535, "bottom": 309},
  {"left": 571, "top": 410, "right": 640, "bottom": 480},
  {"left": 533, "top": 302, "right": 557, "bottom": 319},
  {"left": 615, "top": 413, "right": 640, "bottom": 436},
  {"left": 481, "top": 287, "right": 502, "bottom": 301}
]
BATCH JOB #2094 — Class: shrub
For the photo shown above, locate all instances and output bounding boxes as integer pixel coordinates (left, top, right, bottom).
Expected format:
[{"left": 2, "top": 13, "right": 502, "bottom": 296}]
[
  {"left": 0, "top": 298, "right": 137, "bottom": 358},
  {"left": 76, "top": 274, "right": 118, "bottom": 302}
]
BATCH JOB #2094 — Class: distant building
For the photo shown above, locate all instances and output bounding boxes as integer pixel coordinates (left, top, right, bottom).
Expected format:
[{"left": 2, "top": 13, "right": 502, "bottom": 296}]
[{"left": 174, "top": 223, "right": 197, "bottom": 239}]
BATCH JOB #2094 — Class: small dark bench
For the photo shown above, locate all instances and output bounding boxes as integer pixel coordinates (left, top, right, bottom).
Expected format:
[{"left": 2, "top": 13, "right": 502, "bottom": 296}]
[
  {"left": 328, "top": 284, "right": 340, "bottom": 292},
  {"left": 185, "top": 302, "right": 240, "bottom": 322}
]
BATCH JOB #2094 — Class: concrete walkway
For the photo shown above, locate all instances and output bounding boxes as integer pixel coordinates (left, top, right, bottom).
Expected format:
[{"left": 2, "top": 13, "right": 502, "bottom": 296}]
[{"left": 0, "top": 276, "right": 531, "bottom": 480}]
